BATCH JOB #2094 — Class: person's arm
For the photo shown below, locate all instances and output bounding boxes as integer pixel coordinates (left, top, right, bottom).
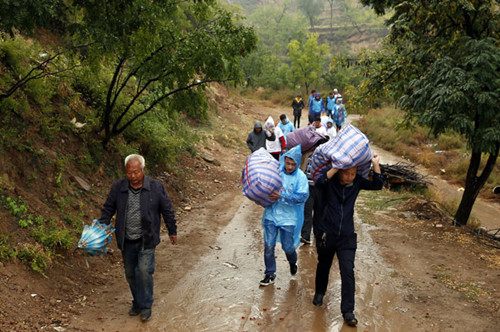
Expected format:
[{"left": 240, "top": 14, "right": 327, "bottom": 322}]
[
  {"left": 246, "top": 133, "right": 253, "bottom": 151},
  {"left": 159, "top": 183, "right": 177, "bottom": 244},
  {"left": 360, "top": 154, "right": 384, "bottom": 190},
  {"left": 99, "top": 183, "right": 118, "bottom": 225},
  {"left": 314, "top": 167, "right": 339, "bottom": 188},
  {"left": 265, "top": 128, "right": 276, "bottom": 141},
  {"left": 279, "top": 174, "right": 309, "bottom": 205}
]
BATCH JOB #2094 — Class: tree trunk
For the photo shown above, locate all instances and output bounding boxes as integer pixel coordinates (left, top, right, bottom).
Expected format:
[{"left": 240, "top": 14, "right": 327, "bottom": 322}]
[{"left": 455, "top": 148, "right": 499, "bottom": 226}]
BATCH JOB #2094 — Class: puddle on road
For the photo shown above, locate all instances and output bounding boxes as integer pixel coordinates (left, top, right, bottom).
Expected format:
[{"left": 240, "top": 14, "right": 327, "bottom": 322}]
[{"left": 105, "top": 201, "right": 416, "bottom": 332}]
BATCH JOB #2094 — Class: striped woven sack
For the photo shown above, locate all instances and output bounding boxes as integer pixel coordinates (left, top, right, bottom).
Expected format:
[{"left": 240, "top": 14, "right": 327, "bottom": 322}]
[
  {"left": 311, "top": 123, "right": 373, "bottom": 180},
  {"left": 241, "top": 148, "right": 282, "bottom": 207}
]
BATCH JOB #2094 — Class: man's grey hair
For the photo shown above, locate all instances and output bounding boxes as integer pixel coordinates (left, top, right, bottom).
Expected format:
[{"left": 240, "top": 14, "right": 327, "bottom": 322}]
[{"left": 124, "top": 154, "right": 145, "bottom": 169}]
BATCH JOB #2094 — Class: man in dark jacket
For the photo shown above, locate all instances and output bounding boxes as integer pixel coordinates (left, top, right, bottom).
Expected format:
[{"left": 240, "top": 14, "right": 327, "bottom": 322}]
[
  {"left": 246, "top": 120, "right": 276, "bottom": 153},
  {"left": 312, "top": 154, "right": 383, "bottom": 327},
  {"left": 291, "top": 94, "right": 305, "bottom": 128},
  {"left": 100, "top": 154, "right": 177, "bottom": 322}
]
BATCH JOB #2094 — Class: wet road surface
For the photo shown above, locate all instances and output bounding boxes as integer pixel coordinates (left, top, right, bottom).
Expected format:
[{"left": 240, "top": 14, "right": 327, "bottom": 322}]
[{"left": 94, "top": 200, "right": 416, "bottom": 331}]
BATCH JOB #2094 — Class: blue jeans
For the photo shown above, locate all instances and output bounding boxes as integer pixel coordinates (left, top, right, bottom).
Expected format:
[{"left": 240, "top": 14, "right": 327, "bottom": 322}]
[
  {"left": 122, "top": 239, "right": 156, "bottom": 309},
  {"left": 263, "top": 221, "right": 297, "bottom": 278}
]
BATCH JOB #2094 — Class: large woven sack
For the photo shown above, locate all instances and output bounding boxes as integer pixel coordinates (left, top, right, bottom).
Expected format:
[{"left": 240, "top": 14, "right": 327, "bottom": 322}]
[
  {"left": 286, "top": 126, "right": 327, "bottom": 152},
  {"left": 241, "top": 148, "right": 282, "bottom": 207},
  {"left": 311, "top": 124, "right": 373, "bottom": 180}
]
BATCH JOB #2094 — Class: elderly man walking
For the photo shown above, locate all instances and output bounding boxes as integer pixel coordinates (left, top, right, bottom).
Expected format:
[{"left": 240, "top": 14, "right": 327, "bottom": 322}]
[{"left": 100, "top": 154, "right": 177, "bottom": 322}]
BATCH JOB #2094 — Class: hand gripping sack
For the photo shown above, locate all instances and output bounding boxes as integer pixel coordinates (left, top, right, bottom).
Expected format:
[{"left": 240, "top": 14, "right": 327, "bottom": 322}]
[
  {"left": 286, "top": 126, "right": 327, "bottom": 152},
  {"left": 241, "top": 148, "right": 282, "bottom": 207},
  {"left": 311, "top": 124, "right": 373, "bottom": 180}
]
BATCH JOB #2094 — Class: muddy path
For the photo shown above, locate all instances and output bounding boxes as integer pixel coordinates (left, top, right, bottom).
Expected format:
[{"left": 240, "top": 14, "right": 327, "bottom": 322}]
[{"left": 69, "top": 104, "right": 499, "bottom": 331}]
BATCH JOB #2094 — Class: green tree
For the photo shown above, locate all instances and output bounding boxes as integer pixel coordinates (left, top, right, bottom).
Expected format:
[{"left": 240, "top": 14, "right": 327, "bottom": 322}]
[
  {"left": 72, "top": 0, "right": 256, "bottom": 147},
  {"left": 248, "top": 1, "right": 307, "bottom": 55},
  {"left": 0, "top": 0, "right": 67, "bottom": 35},
  {"left": 287, "top": 33, "right": 329, "bottom": 94},
  {"left": 360, "top": 0, "right": 500, "bottom": 226},
  {"left": 297, "top": 0, "right": 325, "bottom": 31}
]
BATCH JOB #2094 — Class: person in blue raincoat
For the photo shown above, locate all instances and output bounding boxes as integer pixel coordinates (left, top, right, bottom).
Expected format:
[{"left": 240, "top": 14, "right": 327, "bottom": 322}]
[
  {"left": 332, "top": 97, "right": 347, "bottom": 131},
  {"left": 309, "top": 93, "right": 325, "bottom": 124},
  {"left": 277, "top": 114, "right": 295, "bottom": 141},
  {"left": 259, "top": 145, "right": 309, "bottom": 286}
]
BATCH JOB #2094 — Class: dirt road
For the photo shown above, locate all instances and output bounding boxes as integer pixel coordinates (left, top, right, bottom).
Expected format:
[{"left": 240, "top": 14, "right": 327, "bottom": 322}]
[{"left": 68, "top": 103, "right": 499, "bottom": 332}]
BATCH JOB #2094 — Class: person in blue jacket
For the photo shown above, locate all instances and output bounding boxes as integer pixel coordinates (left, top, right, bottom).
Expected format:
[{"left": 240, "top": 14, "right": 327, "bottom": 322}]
[
  {"left": 277, "top": 114, "right": 295, "bottom": 140},
  {"left": 259, "top": 145, "right": 310, "bottom": 286},
  {"left": 309, "top": 93, "right": 325, "bottom": 124},
  {"left": 332, "top": 97, "right": 347, "bottom": 131},
  {"left": 311, "top": 154, "right": 383, "bottom": 327},
  {"left": 326, "top": 92, "right": 336, "bottom": 118}
]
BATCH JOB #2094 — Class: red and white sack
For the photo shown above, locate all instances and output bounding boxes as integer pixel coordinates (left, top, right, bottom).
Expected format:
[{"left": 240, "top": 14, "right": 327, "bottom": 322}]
[
  {"left": 311, "top": 124, "right": 373, "bottom": 180},
  {"left": 241, "top": 148, "right": 282, "bottom": 207},
  {"left": 286, "top": 126, "right": 327, "bottom": 152}
]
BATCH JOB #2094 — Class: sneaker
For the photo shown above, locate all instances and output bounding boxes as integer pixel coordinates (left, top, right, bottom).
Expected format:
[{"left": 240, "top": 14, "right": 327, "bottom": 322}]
[
  {"left": 290, "top": 263, "right": 298, "bottom": 275},
  {"left": 141, "top": 308, "right": 152, "bottom": 322},
  {"left": 312, "top": 293, "right": 324, "bottom": 306},
  {"left": 259, "top": 275, "right": 275, "bottom": 286},
  {"left": 300, "top": 237, "right": 312, "bottom": 244},
  {"left": 343, "top": 312, "right": 358, "bottom": 327},
  {"left": 128, "top": 306, "right": 141, "bottom": 316}
]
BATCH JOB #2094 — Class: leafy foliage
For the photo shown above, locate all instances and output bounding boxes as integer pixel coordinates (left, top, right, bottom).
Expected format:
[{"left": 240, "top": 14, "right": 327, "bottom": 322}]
[
  {"left": 359, "top": 0, "right": 500, "bottom": 225},
  {"left": 287, "top": 33, "right": 329, "bottom": 93},
  {"left": 71, "top": 0, "right": 257, "bottom": 146}
]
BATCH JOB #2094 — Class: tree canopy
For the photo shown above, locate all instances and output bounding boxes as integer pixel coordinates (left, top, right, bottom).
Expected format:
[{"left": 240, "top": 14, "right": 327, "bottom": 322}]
[
  {"left": 360, "top": 0, "right": 500, "bottom": 225},
  {"left": 71, "top": 0, "right": 256, "bottom": 146}
]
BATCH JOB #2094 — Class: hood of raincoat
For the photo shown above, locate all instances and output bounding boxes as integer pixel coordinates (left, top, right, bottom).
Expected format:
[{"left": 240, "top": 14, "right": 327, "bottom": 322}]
[
  {"left": 280, "top": 145, "right": 302, "bottom": 174},
  {"left": 315, "top": 93, "right": 321, "bottom": 99},
  {"left": 326, "top": 118, "right": 334, "bottom": 127},
  {"left": 336, "top": 97, "right": 343, "bottom": 104},
  {"left": 264, "top": 116, "right": 276, "bottom": 131},
  {"left": 254, "top": 121, "right": 263, "bottom": 131}
]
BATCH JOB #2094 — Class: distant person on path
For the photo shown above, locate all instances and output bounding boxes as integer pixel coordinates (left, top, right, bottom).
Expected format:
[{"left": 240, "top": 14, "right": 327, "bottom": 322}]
[
  {"left": 326, "top": 92, "right": 335, "bottom": 118},
  {"left": 265, "top": 117, "right": 286, "bottom": 160},
  {"left": 292, "top": 94, "right": 305, "bottom": 128},
  {"left": 332, "top": 97, "right": 347, "bottom": 131},
  {"left": 278, "top": 114, "right": 295, "bottom": 140},
  {"left": 333, "top": 88, "right": 342, "bottom": 101},
  {"left": 246, "top": 121, "right": 276, "bottom": 153},
  {"left": 312, "top": 154, "right": 384, "bottom": 328},
  {"left": 311, "top": 116, "right": 328, "bottom": 136},
  {"left": 99, "top": 154, "right": 178, "bottom": 322},
  {"left": 308, "top": 90, "right": 317, "bottom": 109},
  {"left": 309, "top": 93, "right": 325, "bottom": 124},
  {"left": 326, "top": 118, "right": 337, "bottom": 139},
  {"left": 259, "top": 145, "right": 309, "bottom": 286}
]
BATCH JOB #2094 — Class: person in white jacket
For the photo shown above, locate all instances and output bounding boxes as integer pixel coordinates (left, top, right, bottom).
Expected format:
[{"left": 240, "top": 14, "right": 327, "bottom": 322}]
[{"left": 265, "top": 116, "right": 286, "bottom": 160}]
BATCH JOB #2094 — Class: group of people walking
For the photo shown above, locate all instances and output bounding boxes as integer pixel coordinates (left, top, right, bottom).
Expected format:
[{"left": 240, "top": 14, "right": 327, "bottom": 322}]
[
  {"left": 246, "top": 95, "right": 384, "bottom": 327},
  {"left": 292, "top": 88, "right": 347, "bottom": 132}
]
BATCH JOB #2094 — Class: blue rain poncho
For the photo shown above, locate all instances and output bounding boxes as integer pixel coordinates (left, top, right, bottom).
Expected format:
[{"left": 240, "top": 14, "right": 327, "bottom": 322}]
[{"left": 261, "top": 145, "right": 309, "bottom": 249}]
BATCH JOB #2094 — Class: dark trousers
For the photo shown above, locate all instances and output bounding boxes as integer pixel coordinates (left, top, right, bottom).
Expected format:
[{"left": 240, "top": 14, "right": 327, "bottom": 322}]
[
  {"left": 122, "top": 238, "right": 156, "bottom": 309},
  {"left": 294, "top": 115, "right": 301, "bottom": 128},
  {"left": 314, "top": 232, "right": 357, "bottom": 314},
  {"left": 301, "top": 184, "right": 316, "bottom": 241}
]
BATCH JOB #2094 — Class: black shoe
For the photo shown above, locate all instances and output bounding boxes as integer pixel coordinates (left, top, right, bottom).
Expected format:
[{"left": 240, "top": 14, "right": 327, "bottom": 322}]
[
  {"left": 312, "top": 293, "right": 324, "bottom": 306},
  {"left": 343, "top": 312, "right": 358, "bottom": 327},
  {"left": 259, "top": 275, "right": 275, "bottom": 286},
  {"left": 129, "top": 306, "right": 141, "bottom": 316},
  {"left": 141, "top": 308, "right": 152, "bottom": 322},
  {"left": 290, "top": 263, "right": 298, "bottom": 275},
  {"left": 300, "top": 237, "right": 312, "bottom": 245}
]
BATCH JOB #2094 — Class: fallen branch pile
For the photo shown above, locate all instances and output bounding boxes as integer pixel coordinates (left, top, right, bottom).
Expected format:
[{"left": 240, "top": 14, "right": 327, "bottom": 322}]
[{"left": 380, "top": 162, "right": 432, "bottom": 187}]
